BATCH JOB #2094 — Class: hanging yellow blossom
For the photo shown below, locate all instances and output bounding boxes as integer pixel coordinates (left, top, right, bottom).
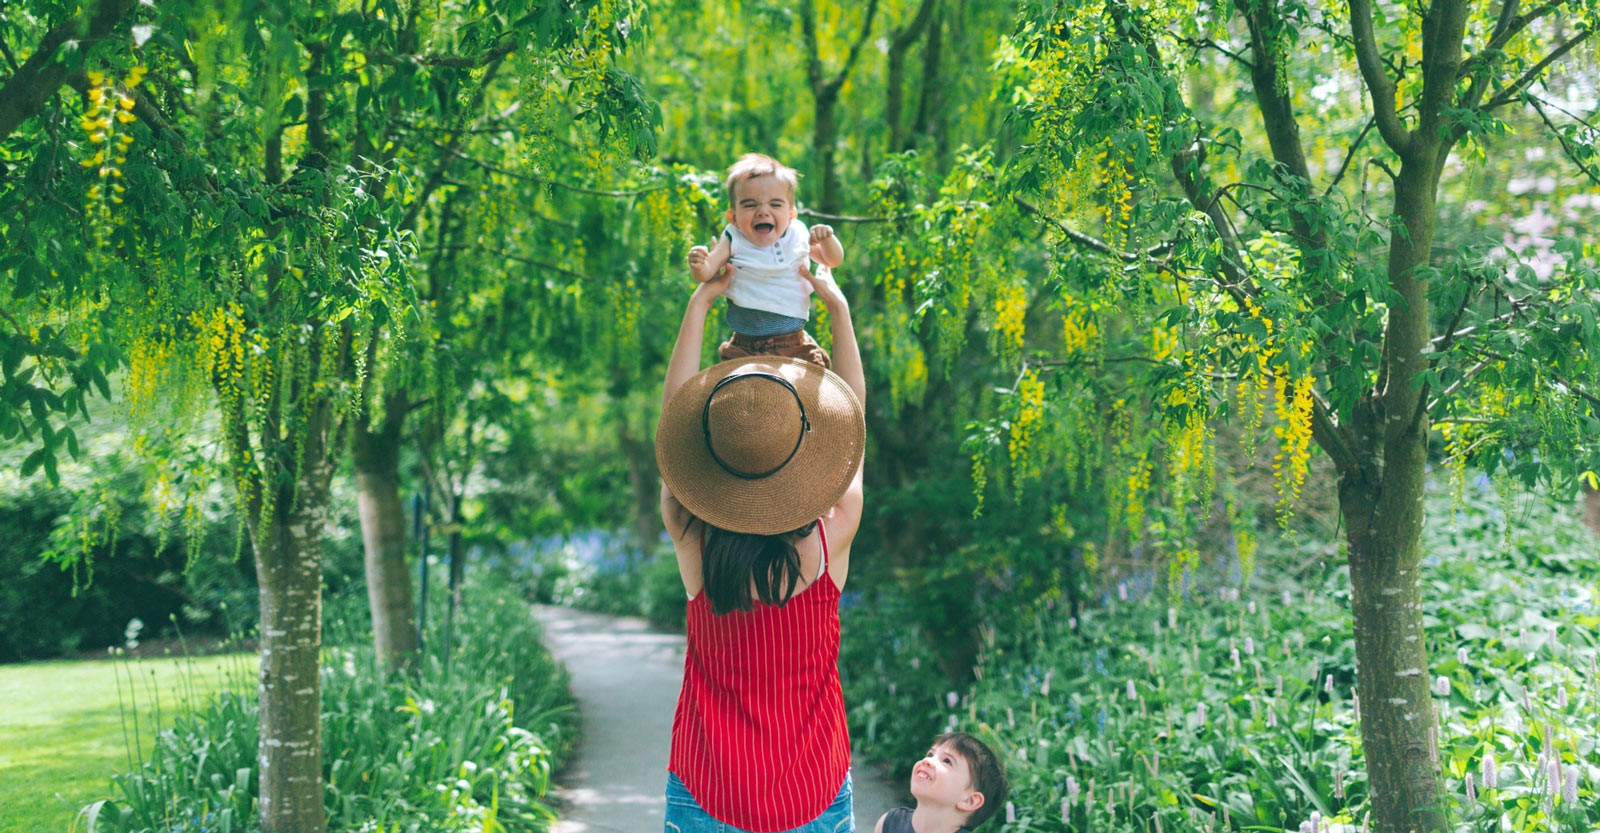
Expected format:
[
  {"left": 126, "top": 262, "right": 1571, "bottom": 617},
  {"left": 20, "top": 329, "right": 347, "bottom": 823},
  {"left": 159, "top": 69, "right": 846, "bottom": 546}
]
[{"left": 1272, "top": 371, "right": 1315, "bottom": 526}]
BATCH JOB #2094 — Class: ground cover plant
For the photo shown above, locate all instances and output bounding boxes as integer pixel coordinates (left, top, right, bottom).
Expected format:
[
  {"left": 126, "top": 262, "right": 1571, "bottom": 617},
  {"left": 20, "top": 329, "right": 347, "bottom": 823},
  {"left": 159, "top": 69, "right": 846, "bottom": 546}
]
[
  {"left": 842, "top": 480, "right": 1600, "bottom": 832},
  {"left": 78, "top": 586, "right": 575, "bottom": 833}
]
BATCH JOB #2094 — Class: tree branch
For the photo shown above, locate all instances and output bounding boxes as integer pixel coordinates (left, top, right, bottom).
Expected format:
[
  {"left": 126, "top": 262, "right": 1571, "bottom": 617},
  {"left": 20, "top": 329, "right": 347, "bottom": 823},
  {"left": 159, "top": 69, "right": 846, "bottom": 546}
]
[
  {"left": 435, "top": 143, "right": 664, "bottom": 196},
  {"left": 1348, "top": 0, "right": 1411, "bottom": 155},
  {"left": 1457, "top": 0, "right": 1570, "bottom": 88},
  {"left": 1483, "top": 30, "right": 1591, "bottom": 111},
  {"left": 1011, "top": 195, "right": 1174, "bottom": 262},
  {"left": 0, "top": 0, "right": 139, "bottom": 143},
  {"left": 1324, "top": 116, "right": 1377, "bottom": 196},
  {"left": 824, "top": 0, "right": 882, "bottom": 97},
  {"left": 1171, "top": 35, "right": 1254, "bottom": 69},
  {"left": 1530, "top": 98, "right": 1600, "bottom": 187},
  {"left": 362, "top": 39, "right": 518, "bottom": 69}
]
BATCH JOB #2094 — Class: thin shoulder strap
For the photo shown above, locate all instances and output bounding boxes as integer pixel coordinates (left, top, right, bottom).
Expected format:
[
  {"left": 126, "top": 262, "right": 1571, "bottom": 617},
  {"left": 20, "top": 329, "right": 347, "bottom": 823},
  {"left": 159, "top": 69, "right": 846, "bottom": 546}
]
[{"left": 818, "top": 519, "right": 829, "bottom": 569}]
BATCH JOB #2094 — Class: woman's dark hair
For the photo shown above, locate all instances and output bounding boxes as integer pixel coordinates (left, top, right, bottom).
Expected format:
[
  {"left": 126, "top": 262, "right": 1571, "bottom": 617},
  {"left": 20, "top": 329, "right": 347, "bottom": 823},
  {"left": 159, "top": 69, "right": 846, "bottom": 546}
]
[{"left": 700, "top": 519, "right": 819, "bottom": 615}]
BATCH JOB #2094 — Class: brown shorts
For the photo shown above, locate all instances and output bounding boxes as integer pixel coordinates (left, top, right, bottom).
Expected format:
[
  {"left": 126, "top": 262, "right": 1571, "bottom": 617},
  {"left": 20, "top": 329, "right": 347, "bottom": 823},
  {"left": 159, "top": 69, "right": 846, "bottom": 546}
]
[{"left": 717, "top": 329, "right": 832, "bottom": 368}]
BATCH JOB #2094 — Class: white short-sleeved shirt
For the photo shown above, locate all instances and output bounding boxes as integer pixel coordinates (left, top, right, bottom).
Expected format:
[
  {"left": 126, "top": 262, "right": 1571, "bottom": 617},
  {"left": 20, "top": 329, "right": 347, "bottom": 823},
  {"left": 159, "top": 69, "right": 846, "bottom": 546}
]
[{"left": 722, "top": 220, "right": 813, "bottom": 320}]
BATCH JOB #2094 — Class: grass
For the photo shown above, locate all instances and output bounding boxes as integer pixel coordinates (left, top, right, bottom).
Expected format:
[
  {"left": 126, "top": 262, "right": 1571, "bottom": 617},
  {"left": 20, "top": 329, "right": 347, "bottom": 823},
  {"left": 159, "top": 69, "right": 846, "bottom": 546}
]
[{"left": 0, "top": 650, "right": 253, "bottom": 833}]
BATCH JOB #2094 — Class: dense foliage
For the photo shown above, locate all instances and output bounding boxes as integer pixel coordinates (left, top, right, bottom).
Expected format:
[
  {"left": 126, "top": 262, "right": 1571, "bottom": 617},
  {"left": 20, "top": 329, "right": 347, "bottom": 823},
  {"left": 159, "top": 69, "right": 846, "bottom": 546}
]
[
  {"left": 80, "top": 585, "right": 576, "bottom": 833},
  {"left": 841, "top": 480, "right": 1600, "bottom": 831},
  {"left": 5, "top": 0, "right": 1600, "bottom": 830}
]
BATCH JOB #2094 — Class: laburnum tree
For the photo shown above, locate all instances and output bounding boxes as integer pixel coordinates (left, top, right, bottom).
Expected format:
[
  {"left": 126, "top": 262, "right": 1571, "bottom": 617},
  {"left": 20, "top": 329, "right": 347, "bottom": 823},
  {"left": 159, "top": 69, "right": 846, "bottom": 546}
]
[
  {"left": 934, "top": 1, "right": 1600, "bottom": 831},
  {"left": 0, "top": 1, "right": 653, "bottom": 830}
]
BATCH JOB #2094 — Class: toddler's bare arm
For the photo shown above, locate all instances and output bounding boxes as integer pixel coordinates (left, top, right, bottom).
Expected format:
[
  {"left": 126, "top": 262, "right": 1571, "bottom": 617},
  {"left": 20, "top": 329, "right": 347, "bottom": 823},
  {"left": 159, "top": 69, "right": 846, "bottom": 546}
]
[
  {"left": 809, "top": 223, "right": 844, "bottom": 268},
  {"left": 689, "top": 235, "right": 731, "bottom": 283}
]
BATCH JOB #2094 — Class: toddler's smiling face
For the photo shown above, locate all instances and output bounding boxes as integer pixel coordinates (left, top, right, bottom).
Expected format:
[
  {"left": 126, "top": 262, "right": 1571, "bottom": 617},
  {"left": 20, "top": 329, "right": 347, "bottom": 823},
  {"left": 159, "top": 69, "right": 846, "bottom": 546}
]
[{"left": 727, "top": 173, "right": 796, "bottom": 247}]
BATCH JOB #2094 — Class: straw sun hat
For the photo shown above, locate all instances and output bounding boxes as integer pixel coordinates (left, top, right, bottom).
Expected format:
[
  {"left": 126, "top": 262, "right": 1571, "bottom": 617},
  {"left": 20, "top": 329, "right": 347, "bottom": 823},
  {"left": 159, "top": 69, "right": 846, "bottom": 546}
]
[{"left": 657, "top": 356, "right": 865, "bottom": 536}]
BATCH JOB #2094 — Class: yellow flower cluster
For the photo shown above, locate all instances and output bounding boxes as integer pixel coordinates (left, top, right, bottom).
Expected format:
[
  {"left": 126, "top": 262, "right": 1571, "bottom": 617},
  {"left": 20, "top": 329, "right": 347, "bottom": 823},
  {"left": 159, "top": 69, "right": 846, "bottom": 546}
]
[
  {"left": 1272, "top": 372, "right": 1314, "bottom": 526},
  {"left": 80, "top": 67, "right": 144, "bottom": 205},
  {"left": 1163, "top": 368, "right": 1214, "bottom": 510},
  {"left": 1008, "top": 369, "right": 1046, "bottom": 490},
  {"left": 970, "top": 451, "right": 989, "bottom": 518},
  {"left": 1097, "top": 141, "right": 1135, "bottom": 249},
  {"left": 1060, "top": 292, "right": 1100, "bottom": 355},
  {"left": 1440, "top": 420, "right": 1470, "bottom": 514},
  {"left": 1236, "top": 339, "right": 1272, "bottom": 458},
  {"left": 1167, "top": 547, "right": 1197, "bottom": 604},
  {"left": 125, "top": 321, "right": 176, "bottom": 416},
  {"left": 994, "top": 282, "right": 1028, "bottom": 370},
  {"left": 878, "top": 243, "right": 928, "bottom": 408}
]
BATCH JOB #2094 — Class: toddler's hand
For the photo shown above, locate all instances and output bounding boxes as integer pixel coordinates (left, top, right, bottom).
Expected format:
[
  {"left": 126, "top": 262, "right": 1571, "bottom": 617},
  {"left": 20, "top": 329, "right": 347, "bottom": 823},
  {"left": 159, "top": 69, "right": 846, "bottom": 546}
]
[
  {"left": 809, "top": 224, "right": 835, "bottom": 243},
  {"left": 687, "top": 245, "right": 710, "bottom": 279}
]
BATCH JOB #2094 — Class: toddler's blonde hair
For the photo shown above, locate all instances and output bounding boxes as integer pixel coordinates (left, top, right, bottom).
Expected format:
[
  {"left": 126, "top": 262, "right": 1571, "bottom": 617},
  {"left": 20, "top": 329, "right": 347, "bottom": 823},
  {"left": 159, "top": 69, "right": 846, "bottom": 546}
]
[{"left": 724, "top": 154, "right": 799, "bottom": 203}]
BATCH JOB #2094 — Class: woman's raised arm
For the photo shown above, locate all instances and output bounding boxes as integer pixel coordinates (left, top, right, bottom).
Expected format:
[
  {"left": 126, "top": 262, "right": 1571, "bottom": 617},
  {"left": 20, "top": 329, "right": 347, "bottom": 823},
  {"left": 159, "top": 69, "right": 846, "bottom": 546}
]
[
  {"left": 661, "top": 267, "right": 731, "bottom": 413},
  {"left": 798, "top": 264, "right": 863, "bottom": 407}
]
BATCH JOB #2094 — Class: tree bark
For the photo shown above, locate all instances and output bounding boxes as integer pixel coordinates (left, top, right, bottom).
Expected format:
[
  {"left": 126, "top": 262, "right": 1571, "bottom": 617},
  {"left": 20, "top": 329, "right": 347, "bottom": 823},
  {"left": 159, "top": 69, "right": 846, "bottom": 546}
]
[
  {"left": 619, "top": 419, "right": 660, "bottom": 558},
  {"left": 1342, "top": 149, "right": 1447, "bottom": 833},
  {"left": 800, "top": 0, "right": 880, "bottom": 215},
  {"left": 886, "top": 0, "right": 939, "bottom": 154},
  {"left": 1585, "top": 483, "right": 1600, "bottom": 538},
  {"left": 250, "top": 467, "right": 332, "bottom": 833},
  {"left": 352, "top": 394, "right": 418, "bottom": 673}
]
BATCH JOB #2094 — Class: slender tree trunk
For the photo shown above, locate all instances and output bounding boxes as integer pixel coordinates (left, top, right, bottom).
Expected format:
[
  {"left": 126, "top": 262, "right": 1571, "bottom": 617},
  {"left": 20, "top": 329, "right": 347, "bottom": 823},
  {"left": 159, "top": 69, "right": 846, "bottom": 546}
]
[
  {"left": 815, "top": 93, "right": 841, "bottom": 214},
  {"left": 353, "top": 396, "right": 418, "bottom": 672},
  {"left": 250, "top": 472, "right": 331, "bottom": 833},
  {"left": 1584, "top": 483, "right": 1600, "bottom": 537},
  {"left": 886, "top": 0, "right": 938, "bottom": 154},
  {"left": 619, "top": 419, "right": 659, "bottom": 558},
  {"left": 1343, "top": 160, "right": 1446, "bottom": 833}
]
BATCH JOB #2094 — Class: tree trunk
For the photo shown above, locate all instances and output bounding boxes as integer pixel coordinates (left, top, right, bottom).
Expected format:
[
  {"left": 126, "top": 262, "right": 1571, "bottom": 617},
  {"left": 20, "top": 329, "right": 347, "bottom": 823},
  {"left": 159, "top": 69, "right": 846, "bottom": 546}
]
[
  {"left": 619, "top": 419, "right": 660, "bottom": 558},
  {"left": 815, "top": 92, "right": 841, "bottom": 215},
  {"left": 1343, "top": 159, "right": 1446, "bottom": 833},
  {"left": 1342, "top": 458, "right": 1443, "bottom": 833},
  {"left": 353, "top": 397, "right": 418, "bottom": 673},
  {"left": 886, "top": 0, "right": 938, "bottom": 154},
  {"left": 251, "top": 479, "right": 330, "bottom": 833},
  {"left": 1584, "top": 482, "right": 1600, "bottom": 538}
]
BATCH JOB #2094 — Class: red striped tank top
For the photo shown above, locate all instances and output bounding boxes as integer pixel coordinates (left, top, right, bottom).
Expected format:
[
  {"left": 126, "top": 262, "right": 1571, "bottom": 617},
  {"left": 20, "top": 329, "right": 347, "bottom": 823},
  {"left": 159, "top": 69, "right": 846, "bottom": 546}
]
[{"left": 668, "top": 523, "right": 851, "bottom": 831}]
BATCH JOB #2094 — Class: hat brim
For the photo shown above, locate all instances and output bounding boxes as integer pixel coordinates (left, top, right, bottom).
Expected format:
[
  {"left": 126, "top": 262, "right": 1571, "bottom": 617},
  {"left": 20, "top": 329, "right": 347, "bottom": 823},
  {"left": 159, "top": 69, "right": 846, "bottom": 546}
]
[{"left": 657, "top": 356, "right": 865, "bottom": 535}]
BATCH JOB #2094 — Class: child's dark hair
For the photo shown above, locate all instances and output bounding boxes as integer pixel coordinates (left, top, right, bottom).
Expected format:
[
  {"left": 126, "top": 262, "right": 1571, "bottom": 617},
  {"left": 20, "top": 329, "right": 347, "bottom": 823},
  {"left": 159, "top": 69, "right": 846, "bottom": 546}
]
[{"left": 935, "top": 731, "right": 1008, "bottom": 828}]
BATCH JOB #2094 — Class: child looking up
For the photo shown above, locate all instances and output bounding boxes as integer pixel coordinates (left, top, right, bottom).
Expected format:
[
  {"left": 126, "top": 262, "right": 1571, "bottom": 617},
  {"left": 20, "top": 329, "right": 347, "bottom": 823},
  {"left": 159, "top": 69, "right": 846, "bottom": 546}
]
[
  {"left": 688, "top": 153, "right": 843, "bottom": 367},
  {"left": 876, "top": 732, "right": 1008, "bottom": 833}
]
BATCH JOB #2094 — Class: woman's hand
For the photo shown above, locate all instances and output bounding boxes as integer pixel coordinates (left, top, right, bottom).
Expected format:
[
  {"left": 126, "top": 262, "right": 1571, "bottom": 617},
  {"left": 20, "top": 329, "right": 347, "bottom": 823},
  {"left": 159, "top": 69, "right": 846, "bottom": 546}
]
[{"left": 796, "top": 262, "right": 847, "bottom": 311}]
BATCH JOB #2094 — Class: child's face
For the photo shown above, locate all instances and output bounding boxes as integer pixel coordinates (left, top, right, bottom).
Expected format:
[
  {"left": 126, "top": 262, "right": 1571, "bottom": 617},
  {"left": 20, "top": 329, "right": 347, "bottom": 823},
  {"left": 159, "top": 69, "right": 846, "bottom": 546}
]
[
  {"left": 910, "top": 742, "right": 981, "bottom": 812},
  {"left": 726, "top": 174, "right": 797, "bottom": 247}
]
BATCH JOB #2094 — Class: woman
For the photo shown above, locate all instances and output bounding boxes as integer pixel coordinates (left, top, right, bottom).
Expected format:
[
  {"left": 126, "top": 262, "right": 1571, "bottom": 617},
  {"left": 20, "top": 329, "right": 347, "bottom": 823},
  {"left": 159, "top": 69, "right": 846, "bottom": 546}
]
[{"left": 655, "top": 262, "right": 866, "bottom": 832}]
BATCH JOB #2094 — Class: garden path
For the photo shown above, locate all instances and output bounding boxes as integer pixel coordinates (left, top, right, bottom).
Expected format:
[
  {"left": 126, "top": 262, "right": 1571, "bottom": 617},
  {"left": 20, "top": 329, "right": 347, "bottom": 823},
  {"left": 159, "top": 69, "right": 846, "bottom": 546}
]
[{"left": 534, "top": 605, "right": 901, "bottom": 833}]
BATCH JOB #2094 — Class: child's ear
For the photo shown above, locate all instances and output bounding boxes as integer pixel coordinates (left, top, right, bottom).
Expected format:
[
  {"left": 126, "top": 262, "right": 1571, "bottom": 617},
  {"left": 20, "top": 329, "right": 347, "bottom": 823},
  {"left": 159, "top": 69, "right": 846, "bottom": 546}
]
[
  {"left": 957, "top": 791, "right": 986, "bottom": 814},
  {"left": 726, "top": 207, "right": 735, "bottom": 223}
]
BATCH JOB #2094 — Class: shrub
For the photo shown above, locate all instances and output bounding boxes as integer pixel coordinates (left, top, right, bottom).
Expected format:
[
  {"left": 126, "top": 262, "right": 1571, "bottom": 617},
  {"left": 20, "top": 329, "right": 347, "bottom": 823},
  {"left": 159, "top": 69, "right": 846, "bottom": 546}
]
[
  {"left": 80, "top": 584, "right": 576, "bottom": 833},
  {"left": 843, "top": 478, "right": 1600, "bottom": 832}
]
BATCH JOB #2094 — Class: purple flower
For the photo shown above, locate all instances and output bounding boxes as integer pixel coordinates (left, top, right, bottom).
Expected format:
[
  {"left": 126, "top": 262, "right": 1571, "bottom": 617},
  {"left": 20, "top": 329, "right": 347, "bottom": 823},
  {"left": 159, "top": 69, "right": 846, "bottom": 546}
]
[{"left": 1481, "top": 751, "right": 1497, "bottom": 789}]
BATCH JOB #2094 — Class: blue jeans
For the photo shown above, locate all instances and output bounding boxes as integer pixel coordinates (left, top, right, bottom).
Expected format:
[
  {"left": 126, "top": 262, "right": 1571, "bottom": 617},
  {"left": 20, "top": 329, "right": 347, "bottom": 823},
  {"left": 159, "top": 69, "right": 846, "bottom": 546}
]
[{"left": 664, "top": 770, "right": 854, "bottom": 833}]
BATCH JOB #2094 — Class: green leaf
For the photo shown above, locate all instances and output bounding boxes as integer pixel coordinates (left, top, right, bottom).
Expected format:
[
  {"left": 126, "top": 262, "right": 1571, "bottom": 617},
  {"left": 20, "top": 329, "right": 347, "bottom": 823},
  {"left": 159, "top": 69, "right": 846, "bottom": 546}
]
[{"left": 21, "top": 447, "right": 45, "bottom": 477}]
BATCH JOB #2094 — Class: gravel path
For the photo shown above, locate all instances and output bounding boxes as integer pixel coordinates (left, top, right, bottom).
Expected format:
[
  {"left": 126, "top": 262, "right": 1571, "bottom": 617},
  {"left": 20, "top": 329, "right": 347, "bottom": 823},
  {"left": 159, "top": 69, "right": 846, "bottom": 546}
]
[{"left": 534, "top": 605, "right": 901, "bottom": 833}]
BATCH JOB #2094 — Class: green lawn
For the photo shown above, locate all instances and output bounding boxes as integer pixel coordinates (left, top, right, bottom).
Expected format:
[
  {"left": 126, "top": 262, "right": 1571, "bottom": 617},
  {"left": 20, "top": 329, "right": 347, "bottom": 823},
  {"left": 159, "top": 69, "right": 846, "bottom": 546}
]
[{"left": 0, "top": 652, "right": 254, "bottom": 833}]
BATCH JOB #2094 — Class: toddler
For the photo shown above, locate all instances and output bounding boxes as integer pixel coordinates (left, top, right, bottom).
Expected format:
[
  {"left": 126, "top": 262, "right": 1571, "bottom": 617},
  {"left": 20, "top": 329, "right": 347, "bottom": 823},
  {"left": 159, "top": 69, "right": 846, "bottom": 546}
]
[
  {"left": 876, "top": 732, "right": 1008, "bottom": 833},
  {"left": 688, "top": 153, "right": 843, "bottom": 367}
]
